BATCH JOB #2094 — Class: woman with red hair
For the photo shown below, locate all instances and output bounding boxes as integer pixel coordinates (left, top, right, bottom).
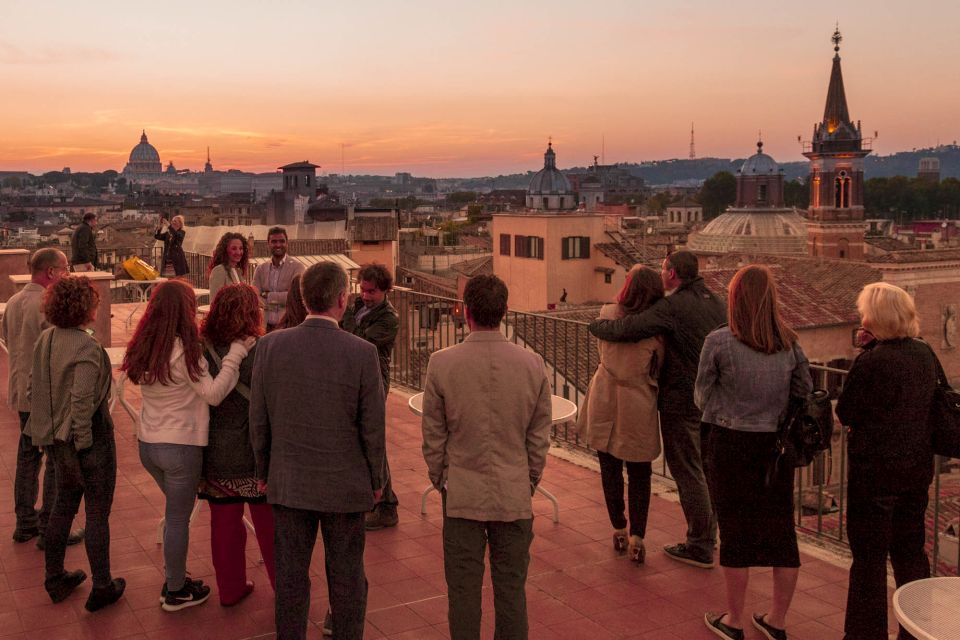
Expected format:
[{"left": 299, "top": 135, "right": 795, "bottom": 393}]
[
  {"left": 697, "top": 265, "right": 812, "bottom": 640},
  {"left": 198, "top": 283, "right": 275, "bottom": 605},
  {"left": 122, "top": 279, "right": 253, "bottom": 613},
  {"left": 28, "top": 276, "right": 126, "bottom": 611},
  {"left": 577, "top": 264, "right": 664, "bottom": 563}
]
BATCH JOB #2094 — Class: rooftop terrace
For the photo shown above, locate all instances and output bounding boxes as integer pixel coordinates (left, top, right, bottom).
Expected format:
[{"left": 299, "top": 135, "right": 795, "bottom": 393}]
[{"left": 0, "top": 303, "right": 911, "bottom": 639}]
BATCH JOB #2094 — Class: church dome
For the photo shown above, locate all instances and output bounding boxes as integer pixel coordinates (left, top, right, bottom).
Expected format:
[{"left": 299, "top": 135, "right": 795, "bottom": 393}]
[
  {"left": 124, "top": 130, "right": 163, "bottom": 177},
  {"left": 129, "top": 131, "right": 160, "bottom": 164},
  {"left": 528, "top": 143, "right": 571, "bottom": 195},
  {"left": 740, "top": 141, "right": 779, "bottom": 175},
  {"left": 687, "top": 209, "right": 808, "bottom": 255}
]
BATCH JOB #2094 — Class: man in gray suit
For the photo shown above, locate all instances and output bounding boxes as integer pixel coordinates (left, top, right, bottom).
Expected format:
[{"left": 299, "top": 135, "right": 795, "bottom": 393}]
[
  {"left": 421, "top": 274, "right": 552, "bottom": 639},
  {"left": 250, "top": 262, "right": 386, "bottom": 640}
]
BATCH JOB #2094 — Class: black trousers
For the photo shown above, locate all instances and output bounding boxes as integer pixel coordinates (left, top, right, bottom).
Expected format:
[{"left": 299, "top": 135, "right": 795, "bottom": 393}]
[
  {"left": 597, "top": 451, "right": 651, "bottom": 538},
  {"left": 45, "top": 407, "right": 117, "bottom": 589},
  {"left": 272, "top": 505, "right": 367, "bottom": 640},
  {"left": 442, "top": 497, "right": 533, "bottom": 640},
  {"left": 14, "top": 411, "right": 55, "bottom": 535},
  {"left": 844, "top": 463, "right": 931, "bottom": 640}
]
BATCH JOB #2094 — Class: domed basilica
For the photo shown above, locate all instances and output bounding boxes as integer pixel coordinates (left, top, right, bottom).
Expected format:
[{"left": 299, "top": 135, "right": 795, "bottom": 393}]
[{"left": 123, "top": 130, "right": 163, "bottom": 178}]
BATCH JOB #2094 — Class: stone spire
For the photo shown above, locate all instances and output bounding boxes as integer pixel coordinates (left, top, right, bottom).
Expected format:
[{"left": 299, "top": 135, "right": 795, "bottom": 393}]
[{"left": 822, "top": 27, "right": 851, "bottom": 135}]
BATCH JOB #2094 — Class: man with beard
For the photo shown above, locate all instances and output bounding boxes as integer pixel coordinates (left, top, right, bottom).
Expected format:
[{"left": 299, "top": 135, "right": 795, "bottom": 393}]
[{"left": 253, "top": 227, "right": 305, "bottom": 332}]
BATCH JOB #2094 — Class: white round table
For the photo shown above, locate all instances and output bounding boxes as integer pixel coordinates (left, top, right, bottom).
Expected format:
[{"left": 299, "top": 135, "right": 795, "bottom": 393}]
[
  {"left": 893, "top": 577, "right": 960, "bottom": 640},
  {"left": 408, "top": 392, "right": 577, "bottom": 523}
]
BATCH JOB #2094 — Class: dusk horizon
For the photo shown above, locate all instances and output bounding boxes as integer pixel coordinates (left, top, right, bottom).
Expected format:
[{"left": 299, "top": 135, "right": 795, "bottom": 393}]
[{"left": 3, "top": 0, "right": 958, "bottom": 177}]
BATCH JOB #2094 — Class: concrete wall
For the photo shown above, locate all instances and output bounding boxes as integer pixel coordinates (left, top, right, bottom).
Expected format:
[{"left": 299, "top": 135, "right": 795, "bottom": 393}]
[{"left": 0, "top": 250, "right": 30, "bottom": 302}]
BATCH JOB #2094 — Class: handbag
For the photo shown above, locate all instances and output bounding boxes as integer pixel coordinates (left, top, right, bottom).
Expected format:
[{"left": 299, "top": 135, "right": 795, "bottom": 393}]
[
  {"left": 773, "top": 344, "right": 834, "bottom": 468},
  {"left": 921, "top": 341, "right": 960, "bottom": 458}
]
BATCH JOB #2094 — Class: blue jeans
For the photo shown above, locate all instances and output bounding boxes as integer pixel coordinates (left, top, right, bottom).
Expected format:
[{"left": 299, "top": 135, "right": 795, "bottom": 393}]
[
  {"left": 139, "top": 441, "right": 203, "bottom": 591},
  {"left": 14, "top": 411, "right": 55, "bottom": 535}
]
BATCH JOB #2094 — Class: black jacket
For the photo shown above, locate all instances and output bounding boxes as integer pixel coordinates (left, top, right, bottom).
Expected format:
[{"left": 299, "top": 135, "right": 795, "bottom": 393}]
[
  {"left": 71, "top": 222, "right": 98, "bottom": 266},
  {"left": 589, "top": 276, "right": 725, "bottom": 411},
  {"left": 203, "top": 342, "right": 257, "bottom": 480},
  {"left": 155, "top": 227, "right": 189, "bottom": 276},
  {"left": 836, "top": 337, "right": 936, "bottom": 484},
  {"left": 341, "top": 296, "right": 399, "bottom": 392}
]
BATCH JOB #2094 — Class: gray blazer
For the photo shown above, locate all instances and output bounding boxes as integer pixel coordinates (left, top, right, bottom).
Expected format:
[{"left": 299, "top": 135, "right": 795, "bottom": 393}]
[{"left": 249, "top": 318, "right": 386, "bottom": 513}]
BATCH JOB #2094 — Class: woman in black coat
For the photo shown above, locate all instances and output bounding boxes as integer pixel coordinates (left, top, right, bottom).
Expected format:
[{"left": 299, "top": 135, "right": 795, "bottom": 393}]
[
  {"left": 155, "top": 215, "right": 189, "bottom": 277},
  {"left": 836, "top": 282, "right": 937, "bottom": 640}
]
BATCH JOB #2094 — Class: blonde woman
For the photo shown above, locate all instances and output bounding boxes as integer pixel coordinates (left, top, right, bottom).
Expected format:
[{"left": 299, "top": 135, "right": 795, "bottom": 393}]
[
  {"left": 837, "top": 283, "right": 937, "bottom": 640},
  {"left": 155, "top": 215, "right": 188, "bottom": 277}
]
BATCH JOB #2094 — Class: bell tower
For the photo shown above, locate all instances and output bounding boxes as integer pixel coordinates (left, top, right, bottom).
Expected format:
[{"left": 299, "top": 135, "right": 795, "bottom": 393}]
[{"left": 803, "top": 28, "right": 871, "bottom": 260}]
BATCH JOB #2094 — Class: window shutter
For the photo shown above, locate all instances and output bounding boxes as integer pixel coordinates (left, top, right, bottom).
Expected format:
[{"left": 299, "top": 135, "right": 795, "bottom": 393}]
[{"left": 582, "top": 237, "right": 590, "bottom": 259}]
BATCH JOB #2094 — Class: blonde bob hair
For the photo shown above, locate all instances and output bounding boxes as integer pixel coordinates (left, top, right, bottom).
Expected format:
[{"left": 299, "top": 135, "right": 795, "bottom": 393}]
[{"left": 856, "top": 282, "right": 920, "bottom": 340}]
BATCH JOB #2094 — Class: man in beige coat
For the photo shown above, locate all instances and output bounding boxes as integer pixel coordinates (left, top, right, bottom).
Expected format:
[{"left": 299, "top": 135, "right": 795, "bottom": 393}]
[
  {"left": 2, "top": 249, "right": 82, "bottom": 548},
  {"left": 421, "top": 274, "right": 552, "bottom": 640}
]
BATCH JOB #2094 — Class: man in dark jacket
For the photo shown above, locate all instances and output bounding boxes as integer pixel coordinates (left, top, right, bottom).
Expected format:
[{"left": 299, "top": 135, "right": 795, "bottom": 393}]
[
  {"left": 341, "top": 264, "right": 401, "bottom": 530},
  {"left": 589, "top": 250, "right": 725, "bottom": 568},
  {"left": 70, "top": 213, "right": 98, "bottom": 271}
]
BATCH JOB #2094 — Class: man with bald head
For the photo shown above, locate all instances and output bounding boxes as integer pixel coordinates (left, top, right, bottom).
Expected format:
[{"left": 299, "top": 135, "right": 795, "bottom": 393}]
[{"left": 3, "top": 249, "right": 83, "bottom": 548}]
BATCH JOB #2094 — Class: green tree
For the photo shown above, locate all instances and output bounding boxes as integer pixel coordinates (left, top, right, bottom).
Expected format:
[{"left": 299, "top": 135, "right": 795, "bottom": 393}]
[
  {"left": 698, "top": 171, "right": 737, "bottom": 218},
  {"left": 446, "top": 191, "right": 478, "bottom": 207},
  {"left": 783, "top": 179, "right": 809, "bottom": 209},
  {"left": 645, "top": 192, "right": 672, "bottom": 215}
]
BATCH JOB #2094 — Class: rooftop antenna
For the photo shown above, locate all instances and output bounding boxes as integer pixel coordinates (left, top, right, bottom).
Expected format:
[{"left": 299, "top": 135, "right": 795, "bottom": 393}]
[
  {"left": 601, "top": 134, "right": 605, "bottom": 165},
  {"left": 689, "top": 123, "right": 696, "bottom": 160}
]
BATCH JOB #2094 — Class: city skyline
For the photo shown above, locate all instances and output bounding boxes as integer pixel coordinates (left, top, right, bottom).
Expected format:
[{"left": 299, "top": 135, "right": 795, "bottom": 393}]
[{"left": 2, "top": 0, "right": 959, "bottom": 177}]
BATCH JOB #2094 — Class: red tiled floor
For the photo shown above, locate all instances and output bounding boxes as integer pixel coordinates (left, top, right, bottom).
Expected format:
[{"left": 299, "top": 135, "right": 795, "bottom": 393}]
[{"left": 0, "top": 302, "right": 901, "bottom": 639}]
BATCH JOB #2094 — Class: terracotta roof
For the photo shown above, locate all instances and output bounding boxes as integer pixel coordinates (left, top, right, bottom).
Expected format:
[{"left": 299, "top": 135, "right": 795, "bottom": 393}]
[
  {"left": 351, "top": 216, "right": 398, "bottom": 242},
  {"left": 251, "top": 238, "right": 349, "bottom": 258},
  {"left": 594, "top": 241, "right": 664, "bottom": 269},
  {"left": 864, "top": 237, "right": 913, "bottom": 252},
  {"left": 867, "top": 249, "right": 960, "bottom": 264},
  {"left": 396, "top": 267, "right": 458, "bottom": 297},
  {"left": 705, "top": 254, "right": 881, "bottom": 323},
  {"left": 450, "top": 256, "right": 492, "bottom": 277}
]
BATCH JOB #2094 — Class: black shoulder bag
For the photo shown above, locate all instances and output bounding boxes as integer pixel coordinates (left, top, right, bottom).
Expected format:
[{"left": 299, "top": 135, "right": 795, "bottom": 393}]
[
  {"left": 774, "top": 344, "right": 834, "bottom": 468},
  {"left": 921, "top": 341, "right": 960, "bottom": 459}
]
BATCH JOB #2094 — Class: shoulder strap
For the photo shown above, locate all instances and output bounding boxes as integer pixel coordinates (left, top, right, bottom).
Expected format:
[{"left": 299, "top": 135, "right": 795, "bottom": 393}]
[
  {"left": 917, "top": 338, "right": 949, "bottom": 388},
  {"left": 204, "top": 340, "right": 251, "bottom": 401}
]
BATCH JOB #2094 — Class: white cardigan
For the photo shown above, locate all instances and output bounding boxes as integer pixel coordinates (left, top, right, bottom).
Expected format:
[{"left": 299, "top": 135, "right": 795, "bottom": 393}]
[{"left": 138, "top": 338, "right": 247, "bottom": 446}]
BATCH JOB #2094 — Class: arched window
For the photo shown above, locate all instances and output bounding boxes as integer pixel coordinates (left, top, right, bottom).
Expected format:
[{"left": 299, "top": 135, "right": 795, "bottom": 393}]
[{"left": 835, "top": 170, "right": 851, "bottom": 208}]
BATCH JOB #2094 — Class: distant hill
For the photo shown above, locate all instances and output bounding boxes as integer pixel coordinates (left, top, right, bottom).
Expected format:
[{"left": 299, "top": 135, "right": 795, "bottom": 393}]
[{"left": 447, "top": 145, "right": 960, "bottom": 189}]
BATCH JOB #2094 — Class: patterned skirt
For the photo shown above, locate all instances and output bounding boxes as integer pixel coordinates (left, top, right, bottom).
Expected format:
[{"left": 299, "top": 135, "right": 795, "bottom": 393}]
[{"left": 198, "top": 476, "right": 267, "bottom": 504}]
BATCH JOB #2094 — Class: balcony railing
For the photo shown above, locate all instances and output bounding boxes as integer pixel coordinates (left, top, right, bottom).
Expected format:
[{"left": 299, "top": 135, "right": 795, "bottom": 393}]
[{"left": 389, "top": 287, "right": 960, "bottom": 576}]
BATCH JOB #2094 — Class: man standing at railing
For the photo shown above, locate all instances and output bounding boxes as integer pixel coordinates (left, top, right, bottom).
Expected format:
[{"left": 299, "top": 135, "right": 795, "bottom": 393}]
[
  {"left": 341, "top": 264, "right": 400, "bottom": 531},
  {"left": 70, "top": 213, "right": 98, "bottom": 272},
  {"left": 253, "top": 227, "right": 304, "bottom": 332},
  {"left": 589, "top": 250, "right": 725, "bottom": 570},
  {"left": 421, "top": 274, "right": 552, "bottom": 640}
]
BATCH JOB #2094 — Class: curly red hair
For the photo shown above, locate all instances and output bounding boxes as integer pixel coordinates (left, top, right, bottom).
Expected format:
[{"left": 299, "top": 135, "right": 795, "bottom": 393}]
[
  {"left": 122, "top": 280, "right": 202, "bottom": 385},
  {"left": 43, "top": 276, "right": 99, "bottom": 329},
  {"left": 200, "top": 283, "right": 263, "bottom": 346}
]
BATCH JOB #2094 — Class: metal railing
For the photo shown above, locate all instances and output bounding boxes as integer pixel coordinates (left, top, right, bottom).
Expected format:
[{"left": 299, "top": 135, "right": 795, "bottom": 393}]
[{"left": 389, "top": 287, "right": 960, "bottom": 576}]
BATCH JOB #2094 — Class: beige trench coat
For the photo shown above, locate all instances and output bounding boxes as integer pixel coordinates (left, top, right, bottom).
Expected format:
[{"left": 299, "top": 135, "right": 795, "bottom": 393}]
[{"left": 577, "top": 303, "right": 664, "bottom": 462}]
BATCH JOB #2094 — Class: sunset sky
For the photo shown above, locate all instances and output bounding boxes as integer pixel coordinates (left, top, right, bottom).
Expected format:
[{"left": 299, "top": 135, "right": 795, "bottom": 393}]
[{"left": 2, "top": 0, "right": 958, "bottom": 177}]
